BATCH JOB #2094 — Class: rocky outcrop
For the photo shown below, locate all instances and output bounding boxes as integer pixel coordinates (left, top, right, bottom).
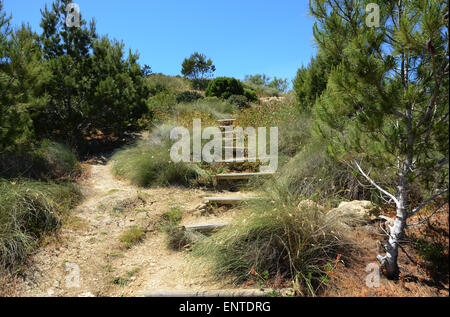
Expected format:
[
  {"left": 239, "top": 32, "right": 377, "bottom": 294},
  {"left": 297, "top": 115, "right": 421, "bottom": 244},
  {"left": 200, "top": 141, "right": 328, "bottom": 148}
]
[{"left": 328, "top": 200, "right": 380, "bottom": 224}]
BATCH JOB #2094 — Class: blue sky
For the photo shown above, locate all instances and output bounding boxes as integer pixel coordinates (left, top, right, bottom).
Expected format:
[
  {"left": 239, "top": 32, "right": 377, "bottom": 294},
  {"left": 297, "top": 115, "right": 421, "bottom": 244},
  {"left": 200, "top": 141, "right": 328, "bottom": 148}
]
[{"left": 3, "top": 0, "right": 316, "bottom": 84}]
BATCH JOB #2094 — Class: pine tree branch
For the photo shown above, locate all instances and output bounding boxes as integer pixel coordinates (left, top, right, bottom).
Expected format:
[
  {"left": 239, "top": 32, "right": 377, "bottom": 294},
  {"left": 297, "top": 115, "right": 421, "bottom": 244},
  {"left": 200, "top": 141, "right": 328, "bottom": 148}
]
[
  {"left": 416, "top": 46, "right": 449, "bottom": 129},
  {"left": 354, "top": 160, "right": 399, "bottom": 205},
  {"left": 407, "top": 189, "right": 449, "bottom": 218},
  {"left": 415, "top": 158, "right": 449, "bottom": 178},
  {"left": 407, "top": 200, "right": 447, "bottom": 227}
]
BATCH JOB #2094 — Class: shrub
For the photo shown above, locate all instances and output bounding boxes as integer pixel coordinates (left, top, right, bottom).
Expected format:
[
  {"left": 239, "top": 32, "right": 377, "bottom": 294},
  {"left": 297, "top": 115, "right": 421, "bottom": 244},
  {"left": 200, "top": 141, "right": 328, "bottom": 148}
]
[
  {"left": 234, "top": 95, "right": 297, "bottom": 128},
  {"left": 191, "top": 187, "right": 352, "bottom": 295},
  {"left": 244, "top": 88, "right": 258, "bottom": 102},
  {"left": 176, "top": 91, "right": 203, "bottom": 104},
  {"left": 0, "top": 179, "right": 81, "bottom": 269},
  {"left": 227, "top": 95, "right": 249, "bottom": 109},
  {"left": 147, "top": 91, "right": 177, "bottom": 122},
  {"left": 205, "top": 77, "right": 244, "bottom": 100},
  {"left": 243, "top": 82, "right": 280, "bottom": 98},
  {"left": 191, "top": 78, "right": 210, "bottom": 91},
  {"left": 146, "top": 74, "right": 189, "bottom": 94},
  {"left": 174, "top": 99, "right": 236, "bottom": 121},
  {"left": 0, "top": 141, "right": 80, "bottom": 180}
]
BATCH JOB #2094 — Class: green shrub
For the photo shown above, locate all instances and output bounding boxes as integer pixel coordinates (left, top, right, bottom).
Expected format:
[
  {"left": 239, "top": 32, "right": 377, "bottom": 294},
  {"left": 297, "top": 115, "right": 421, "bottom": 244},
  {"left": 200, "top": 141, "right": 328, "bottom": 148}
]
[
  {"left": 0, "top": 141, "right": 80, "bottom": 180},
  {"left": 227, "top": 95, "right": 249, "bottom": 109},
  {"left": 205, "top": 77, "right": 244, "bottom": 100},
  {"left": 111, "top": 141, "right": 206, "bottom": 187},
  {"left": 243, "top": 82, "right": 280, "bottom": 98},
  {"left": 244, "top": 88, "right": 258, "bottom": 102},
  {"left": 191, "top": 78, "right": 210, "bottom": 91},
  {"left": 147, "top": 91, "right": 176, "bottom": 112},
  {"left": 0, "top": 179, "right": 81, "bottom": 269},
  {"left": 146, "top": 74, "right": 189, "bottom": 94},
  {"left": 176, "top": 91, "right": 203, "bottom": 104},
  {"left": 191, "top": 188, "right": 352, "bottom": 295},
  {"left": 174, "top": 99, "right": 237, "bottom": 120}
]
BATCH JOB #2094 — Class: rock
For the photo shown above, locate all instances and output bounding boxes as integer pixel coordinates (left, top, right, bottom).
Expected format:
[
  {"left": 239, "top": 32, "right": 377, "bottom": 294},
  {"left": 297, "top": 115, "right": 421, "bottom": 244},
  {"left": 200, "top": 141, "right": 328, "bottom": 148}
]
[
  {"left": 297, "top": 199, "right": 326, "bottom": 212},
  {"left": 329, "top": 200, "right": 380, "bottom": 224}
]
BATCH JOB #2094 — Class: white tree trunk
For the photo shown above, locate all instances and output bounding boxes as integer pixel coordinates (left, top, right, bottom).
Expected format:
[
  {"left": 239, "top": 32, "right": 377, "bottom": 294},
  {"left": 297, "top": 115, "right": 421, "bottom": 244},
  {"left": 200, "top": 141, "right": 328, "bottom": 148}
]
[{"left": 377, "top": 167, "right": 409, "bottom": 279}]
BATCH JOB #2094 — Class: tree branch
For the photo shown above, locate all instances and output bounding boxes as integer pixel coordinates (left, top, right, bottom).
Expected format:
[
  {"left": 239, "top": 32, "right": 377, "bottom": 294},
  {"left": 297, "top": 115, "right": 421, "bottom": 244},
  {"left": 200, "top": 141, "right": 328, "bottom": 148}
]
[
  {"left": 407, "top": 200, "right": 447, "bottom": 226},
  {"left": 354, "top": 160, "right": 399, "bottom": 205},
  {"left": 407, "top": 188, "right": 449, "bottom": 218}
]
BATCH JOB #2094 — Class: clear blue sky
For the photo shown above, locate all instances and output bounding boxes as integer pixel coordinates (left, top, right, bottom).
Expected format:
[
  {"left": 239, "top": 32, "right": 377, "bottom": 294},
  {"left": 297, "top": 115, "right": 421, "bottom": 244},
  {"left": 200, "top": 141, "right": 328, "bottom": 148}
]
[{"left": 3, "top": 0, "right": 316, "bottom": 84}]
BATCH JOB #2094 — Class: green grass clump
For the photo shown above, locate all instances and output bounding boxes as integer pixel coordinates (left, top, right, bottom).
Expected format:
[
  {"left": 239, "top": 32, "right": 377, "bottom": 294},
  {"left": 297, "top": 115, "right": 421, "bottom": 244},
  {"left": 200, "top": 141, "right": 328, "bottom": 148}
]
[
  {"left": 35, "top": 140, "right": 81, "bottom": 180},
  {"left": 119, "top": 226, "right": 145, "bottom": 249},
  {"left": 191, "top": 187, "right": 352, "bottom": 296},
  {"left": 0, "top": 179, "right": 81, "bottom": 269},
  {"left": 111, "top": 141, "right": 204, "bottom": 188},
  {"left": 162, "top": 206, "right": 183, "bottom": 224},
  {"left": 173, "top": 98, "right": 237, "bottom": 120}
]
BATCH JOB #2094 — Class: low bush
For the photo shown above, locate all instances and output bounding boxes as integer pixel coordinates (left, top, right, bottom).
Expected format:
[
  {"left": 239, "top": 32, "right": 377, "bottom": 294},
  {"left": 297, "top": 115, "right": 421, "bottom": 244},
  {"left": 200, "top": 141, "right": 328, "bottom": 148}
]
[
  {"left": 176, "top": 91, "right": 203, "bottom": 104},
  {"left": 227, "top": 95, "right": 249, "bottom": 109},
  {"left": 146, "top": 74, "right": 189, "bottom": 94},
  {"left": 205, "top": 77, "right": 244, "bottom": 100},
  {"left": 234, "top": 95, "right": 297, "bottom": 128},
  {"left": 244, "top": 88, "right": 258, "bottom": 102},
  {"left": 173, "top": 99, "right": 236, "bottom": 121},
  {"left": 191, "top": 187, "right": 353, "bottom": 295},
  {"left": 243, "top": 82, "right": 280, "bottom": 98},
  {"left": 0, "top": 179, "right": 81, "bottom": 269},
  {"left": 0, "top": 141, "right": 80, "bottom": 180}
]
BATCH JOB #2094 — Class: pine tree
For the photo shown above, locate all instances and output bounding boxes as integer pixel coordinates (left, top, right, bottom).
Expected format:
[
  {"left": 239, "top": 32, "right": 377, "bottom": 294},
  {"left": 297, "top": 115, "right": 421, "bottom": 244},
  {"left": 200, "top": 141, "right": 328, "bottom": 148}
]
[
  {"left": 0, "top": 3, "right": 45, "bottom": 151},
  {"left": 311, "top": 0, "right": 449, "bottom": 278},
  {"left": 88, "top": 36, "right": 148, "bottom": 135},
  {"left": 37, "top": 0, "right": 97, "bottom": 143}
]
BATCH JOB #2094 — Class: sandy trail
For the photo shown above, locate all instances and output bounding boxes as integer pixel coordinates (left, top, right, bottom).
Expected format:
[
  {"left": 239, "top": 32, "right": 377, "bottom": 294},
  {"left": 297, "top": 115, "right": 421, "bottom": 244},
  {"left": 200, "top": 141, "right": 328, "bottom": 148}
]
[{"left": 17, "top": 156, "right": 235, "bottom": 297}]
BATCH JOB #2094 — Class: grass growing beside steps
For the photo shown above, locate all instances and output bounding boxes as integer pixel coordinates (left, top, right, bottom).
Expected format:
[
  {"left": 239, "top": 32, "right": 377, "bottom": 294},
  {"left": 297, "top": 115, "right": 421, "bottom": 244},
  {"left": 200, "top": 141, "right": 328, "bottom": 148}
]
[
  {"left": 191, "top": 185, "right": 356, "bottom": 296},
  {"left": 111, "top": 140, "right": 207, "bottom": 188},
  {"left": 0, "top": 179, "right": 81, "bottom": 270}
]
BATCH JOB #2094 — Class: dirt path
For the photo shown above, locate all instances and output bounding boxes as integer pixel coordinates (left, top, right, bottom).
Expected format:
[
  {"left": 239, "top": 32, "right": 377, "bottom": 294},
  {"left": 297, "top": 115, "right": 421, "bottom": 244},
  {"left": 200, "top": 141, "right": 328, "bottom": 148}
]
[{"left": 17, "top": 156, "right": 238, "bottom": 297}]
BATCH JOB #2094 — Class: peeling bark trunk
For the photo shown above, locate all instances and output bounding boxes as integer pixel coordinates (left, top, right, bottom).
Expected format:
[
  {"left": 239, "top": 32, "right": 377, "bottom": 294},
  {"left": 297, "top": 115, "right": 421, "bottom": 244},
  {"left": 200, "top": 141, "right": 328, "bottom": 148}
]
[{"left": 377, "top": 162, "right": 410, "bottom": 279}]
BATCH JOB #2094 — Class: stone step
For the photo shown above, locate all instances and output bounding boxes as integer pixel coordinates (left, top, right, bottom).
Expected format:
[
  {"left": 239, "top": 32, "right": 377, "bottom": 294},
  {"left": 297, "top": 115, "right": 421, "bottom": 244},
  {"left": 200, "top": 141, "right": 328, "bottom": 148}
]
[
  {"left": 204, "top": 196, "right": 259, "bottom": 205},
  {"left": 213, "top": 172, "right": 275, "bottom": 180},
  {"left": 137, "top": 288, "right": 291, "bottom": 297}
]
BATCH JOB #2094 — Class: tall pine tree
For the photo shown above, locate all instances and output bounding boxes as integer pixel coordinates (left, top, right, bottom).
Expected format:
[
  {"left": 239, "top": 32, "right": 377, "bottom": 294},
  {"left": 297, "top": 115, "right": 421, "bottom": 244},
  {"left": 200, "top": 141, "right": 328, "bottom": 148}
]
[
  {"left": 311, "top": 0, "right": 448, "bottom": 278},
  {"left": 37, "top": 0, "right": 97, "bottom": 143}
]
